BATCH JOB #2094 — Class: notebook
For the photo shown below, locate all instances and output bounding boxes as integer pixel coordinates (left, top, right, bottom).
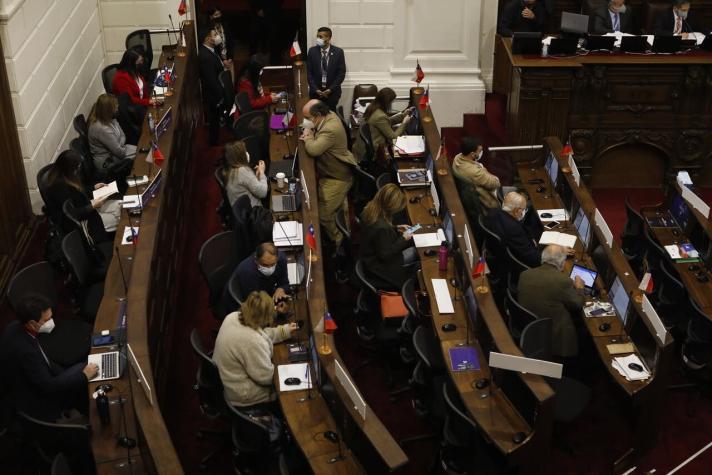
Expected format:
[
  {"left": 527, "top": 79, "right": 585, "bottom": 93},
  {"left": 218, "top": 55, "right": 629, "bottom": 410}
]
[{"left": 449, "top": 346, "right": 480, "bottom": 372}]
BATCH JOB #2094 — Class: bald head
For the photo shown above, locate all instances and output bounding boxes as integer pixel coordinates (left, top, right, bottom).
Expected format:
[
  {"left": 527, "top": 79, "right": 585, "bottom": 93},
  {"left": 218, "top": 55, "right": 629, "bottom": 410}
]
[
  {"left": 502, "top": 191, "right": 527, "bottom": 220},
  {"left": 541, "top": 244, "right": 567, "bottom": 270},
  {"left": 302, "top": 99, "right": 321, "bottom": 119}
]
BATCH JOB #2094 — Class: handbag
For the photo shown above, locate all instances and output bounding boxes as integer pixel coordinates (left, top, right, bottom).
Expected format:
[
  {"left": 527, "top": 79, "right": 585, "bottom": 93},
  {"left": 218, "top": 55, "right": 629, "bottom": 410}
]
[{"left": 379, "top": 291, "right": 409, "bottom": 319}]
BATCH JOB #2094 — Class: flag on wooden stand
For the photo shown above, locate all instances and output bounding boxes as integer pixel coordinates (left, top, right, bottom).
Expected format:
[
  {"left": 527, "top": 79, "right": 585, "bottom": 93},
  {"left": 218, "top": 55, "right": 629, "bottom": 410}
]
[
  {"left": 290, "top": 34, "right": 301, "bottom": 57},
  {"left": 412, "top": 60, "right": 425, "bottom": 83},
  {"left": 418, "top": 85, "right": 429, "bottom": 110},
  {"left": 178, "top": 0, "right": 187, "bottom": 16}
]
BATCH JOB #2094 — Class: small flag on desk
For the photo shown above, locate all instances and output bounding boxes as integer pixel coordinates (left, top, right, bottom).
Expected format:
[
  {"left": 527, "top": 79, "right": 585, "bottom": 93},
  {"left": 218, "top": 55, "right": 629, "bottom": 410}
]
[
  {"left": 418, "top": 85, "right": 429, "bottom": 110},
  {"left": 412, "top": 60, "right": 425, "bottom": 84},
  {"left": 282, "top": 109, "right": 295, "bottom": 129},
  {"left": 472, "top": 255, "right": 488, "bottom": 279},
  {"left": 178, "top": 0, "right": 187, "bottom": 16},
  {"left": 324, "top": 310, "right": 338, "bottom": 334},
  {"left": 306, "top": 223, "right": 317, "bottom": 251},
  {"left": 147, "top": 141, "right": 165, "bottom": 166},
  {"left": 435, "top": 140, "right": 448, "bottom": 162},
  {"left": 561, "top": 142, "right": 573, "bottom": 158},
  {"left": 290, "top": 34, "right": 301, "bottom": 57},
  {"left": 639, "top": 272, "right": 654, "bottom": 294}
]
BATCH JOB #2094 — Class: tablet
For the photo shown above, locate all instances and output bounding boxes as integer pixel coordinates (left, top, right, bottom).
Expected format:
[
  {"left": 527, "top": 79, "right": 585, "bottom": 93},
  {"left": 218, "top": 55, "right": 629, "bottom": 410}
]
[{"left": 569, "top": 264, "right": 598, "bottom": 288}]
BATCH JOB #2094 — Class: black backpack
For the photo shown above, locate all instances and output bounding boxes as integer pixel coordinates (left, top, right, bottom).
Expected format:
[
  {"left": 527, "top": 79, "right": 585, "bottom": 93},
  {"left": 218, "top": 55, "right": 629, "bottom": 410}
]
[{"left": 248, "top": 205, "right": 274, "bottom": 247}]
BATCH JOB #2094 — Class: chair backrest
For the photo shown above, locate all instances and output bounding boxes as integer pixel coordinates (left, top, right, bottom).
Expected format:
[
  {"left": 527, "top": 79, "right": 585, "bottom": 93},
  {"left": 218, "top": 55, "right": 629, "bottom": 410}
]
[
  {"left": 590, "top": 243, "right": 611, "bottom": 287},
  {"left": 17, "top": 411, "right": 91, "bottom": 464},
  {"left": 354, "top": 259, "right": 378, "bottom": 296},
  {"left": 233, "top": 110, "right": 269, "bottom": 150},
  {"left": 227, "top": 271, "right": 245, "bottom": 310},
  {"left": 62, "top": 230, "right": 93, "bottom": 287},
  {"left": 412, "top": 324, "right": 445, "bottom": 373},
  {"left": 37, "top": 164, "right": 57, "bottom": 217},
  {"left": 61, "top": 200, "right": 84, "bottom": 230},
  {"left": 235, "top": 91, "right": 253, "bottom": 115},
  {"left": 352, "top": 84, "right": 378, "bottom": 102},
  {"left": 621, "top": 196, "right": 646, "bottom": 256},
  {"left": 505, "top": 246, "right": 531, "bottom": 292},
  {"left": 401, "top": 278, "right": 418, "bottom": 318},
  {"left": 7, "top": 261, "right": 57, "bottom": 311},
  {"left": 335, "top": 105, "right": 353, "bottom": 151},
  {"left": 223, "top": 391, "right": 272, "bottom": 454},
  {"left": 442, "top": 381, "right": 478, "bottom": 447},
  {"left": 519, "top": 318, "right": 553, "bottom": 360},
  {"left": 125, "top": 29, "right": 153, "bottom": 77},
  {"left": 72, "top": 115, "right": 88, "bottom": 141},
  {"left": 101, "top": 64, "right": 119, "bottom": 94},
  {"left": 51, "top": 453, "right": 73, "bottom": 475},
  {"left": 190, "top": 329, "right": 227, "bottom": 418},
  {"left": 198, "top": 231, "right": 238, "bottom": 306},
  {"left": 358, "top": 122, "right": 375, "bottom": 162},
  {"left": 231, "top": 196, "right": 254, "bottom": 263},
  {"left": 642, "top": 2, "right": 671, "bottom": 34},
  {"left": 334, "top": 209, "right": 351, "bottom": 242},
  {"left": 657, "top": 259, "right": 686, "bottom": 303},
  {"left": 219, "top": 70, "right": 235, "bottom": 115},
  {"left": 504, "top": 287, "right": 538, "bottom": 338},
  {"left": 350, "top": 165, "right": 377, "bottom": 215},
  {"left": 69, "top": 137, "right": 99, "bottom": 184},
  {"left": 478, "top": 213, "right": 505, "bottom": 260},
  {"left": 643, "top": 226, "right": 666, "bottom": 271},
  {"left": 375, "top": 172, "right": 392, "bottom": 190}
]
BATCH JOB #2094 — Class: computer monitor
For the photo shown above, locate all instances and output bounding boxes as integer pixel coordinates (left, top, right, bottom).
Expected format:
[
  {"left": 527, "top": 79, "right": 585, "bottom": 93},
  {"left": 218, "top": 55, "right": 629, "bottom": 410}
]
[
  {"left": 573, "top": 207, "right": 591, "bottom": 249},
  {"left": 608, "top": 276, "right": 630, "bottom": 326},
  {"left": 512, "top": 32, "right": 542, "bottom": 55},
  {"left": 545, "top": 151, "right": 559, "bottom": 187},
  {"left": 670, "top": 193, "right": 691, "bottom": 230},
  {"left": 442, "top": 211, "right": 456, "bottom": 250},
  {"left": 309, "top": 333, "right": 322, "bottom": 389}
]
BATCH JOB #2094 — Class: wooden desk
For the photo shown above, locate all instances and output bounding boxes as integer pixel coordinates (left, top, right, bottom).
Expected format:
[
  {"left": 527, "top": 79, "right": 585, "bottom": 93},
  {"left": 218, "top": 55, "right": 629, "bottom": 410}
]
[{"left": 494, "top": 35, "right": 712, "bottom": 185}]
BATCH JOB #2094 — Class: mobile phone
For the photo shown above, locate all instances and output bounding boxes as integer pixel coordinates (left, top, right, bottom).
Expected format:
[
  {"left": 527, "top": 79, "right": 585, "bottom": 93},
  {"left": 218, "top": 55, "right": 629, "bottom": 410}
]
[
  {"left": 406, "top": 223, "right": 422, "bottom": 234},
  {"left": 545, "top": 221, "right": 560, "bottom": 230},
  {"left": 590, "top": 308, "right": 607, "bottom": 317},
  {"left": 92, "top": 335, "right": 114, "bottom": 346}
]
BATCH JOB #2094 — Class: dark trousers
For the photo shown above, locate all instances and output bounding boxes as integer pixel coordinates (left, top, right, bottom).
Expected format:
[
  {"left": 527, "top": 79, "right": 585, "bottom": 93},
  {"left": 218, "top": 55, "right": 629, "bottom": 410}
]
[
  {"left": 205, "top": 101, "right": 221, "bottom": 146},
  {"left": 310, "top": 91, "right": 340, "bottom": 111}
]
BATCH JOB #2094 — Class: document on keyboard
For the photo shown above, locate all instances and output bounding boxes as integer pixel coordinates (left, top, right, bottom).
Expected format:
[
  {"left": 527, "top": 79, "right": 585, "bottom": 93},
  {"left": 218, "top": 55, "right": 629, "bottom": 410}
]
[
  {"left": 538, "top": 231, "right": 577, "bottom": 248},
  {"left": 431, "top": 279, "right": 454, "bottom": 314},
  {"left": 413, "top": 229, "right": 446, "bottom": 248}
]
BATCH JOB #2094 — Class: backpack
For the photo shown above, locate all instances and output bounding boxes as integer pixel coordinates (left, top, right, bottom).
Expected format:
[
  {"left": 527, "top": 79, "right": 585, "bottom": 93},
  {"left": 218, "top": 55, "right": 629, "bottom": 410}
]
[{"left": 248, "top": 205, "right": 274, "bottom": 246}]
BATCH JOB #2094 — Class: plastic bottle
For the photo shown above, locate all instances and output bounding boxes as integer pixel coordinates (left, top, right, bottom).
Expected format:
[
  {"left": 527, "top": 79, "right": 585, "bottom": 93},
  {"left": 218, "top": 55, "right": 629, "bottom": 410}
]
[
  {"left": 96, "top": 390, "right": 111, "bottom": 425},
  {"left": 438, "top": 241, "right": 448, "bottom": 272},
  {"left": 148, "top": 113, "right": 155, "bottom": 135},
  {"left": 541, "top": 43, "right": 549, "bottom": 58}
]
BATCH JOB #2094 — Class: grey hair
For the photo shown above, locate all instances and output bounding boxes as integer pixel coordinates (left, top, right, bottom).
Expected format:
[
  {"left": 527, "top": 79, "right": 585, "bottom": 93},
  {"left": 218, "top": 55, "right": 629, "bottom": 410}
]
[
  {"left": 502, "top": 191, "right": 526, "bottom": 212},
  {"left": 541, "top": 245, "right": 567, "bottom": 269}
]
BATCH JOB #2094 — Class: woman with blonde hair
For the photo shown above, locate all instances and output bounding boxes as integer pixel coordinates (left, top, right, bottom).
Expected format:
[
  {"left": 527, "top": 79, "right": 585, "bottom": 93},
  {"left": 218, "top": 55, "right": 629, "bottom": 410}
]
[
  {"left": 212, "top": 291, "right": 297, "bottom": 410},
  {"left": 359, "top": 183, "right": 417, "bottom": 288},
  {"left": 88, "top": 93, "right": 136, "bottom": 172},
  {"left": 221, "top": 140, "right": 268, "bottom": 207}
]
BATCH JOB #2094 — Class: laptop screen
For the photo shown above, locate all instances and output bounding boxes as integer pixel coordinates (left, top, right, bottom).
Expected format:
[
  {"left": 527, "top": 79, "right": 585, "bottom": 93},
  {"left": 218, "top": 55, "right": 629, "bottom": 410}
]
[
  {"left": 569, "top": 264, "right": 597, "bottom": 288},
  {"left": 609, "top": 276, "right": 630, "bottom": 326},
  {"left": 670, "top": 193, "right": 691, "bottom": 230},
  {"left": 545, "top": 152, "right": 559, "bottom": 186}
]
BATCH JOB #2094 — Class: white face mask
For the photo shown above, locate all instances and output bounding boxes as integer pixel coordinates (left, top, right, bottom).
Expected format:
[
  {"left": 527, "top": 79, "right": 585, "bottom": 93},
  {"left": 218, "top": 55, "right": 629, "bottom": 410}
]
[
  {"left": 246, "top": 151, "right": 251, "bottom": 163},
  {"left": 258, "top": 264, "right": 276, "bottom": 277},
  {"left": 518, "top": 207, "right": 528, "bottom": 222},
  {"left": 302, "top": 118, "right": 315, "bottom": 130},
  {"left": 611, "top": 3, "right": 627, "bottom": 14},
  {"left": 38, "top": 318, "right": 55, "bottom": 334},
  {"left": 676, "top": 9, "right": 688, "bottom": 19},
  {"left": 476, "top": 150, "right": 484, "bottom": 161},
  {"left": 316, "top": 37, "right": 326, "bottom": 47},
  {"left": 213, "top": 34, "right": 223, "bottom": 46}
]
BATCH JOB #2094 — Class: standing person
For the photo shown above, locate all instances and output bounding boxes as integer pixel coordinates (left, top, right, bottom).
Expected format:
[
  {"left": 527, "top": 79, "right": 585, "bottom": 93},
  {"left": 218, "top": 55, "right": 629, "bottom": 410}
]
[
  {"left": 198, "top": 26, "right": 228, "bottom": 146},
  {"left": 249, "top": 0, "right": 283, "bottom": 64},
  {"left": 299, "top": 99, "right": 358, "bottom": 253},
  {"left": 207, "top": 6, "right": 233, "bottom": 67},
  {"left": 235, "top": 59, "right": 279, "bottom": 112},
  {"left": 306, "top": 27, "right": 346, "bottom": 111}
]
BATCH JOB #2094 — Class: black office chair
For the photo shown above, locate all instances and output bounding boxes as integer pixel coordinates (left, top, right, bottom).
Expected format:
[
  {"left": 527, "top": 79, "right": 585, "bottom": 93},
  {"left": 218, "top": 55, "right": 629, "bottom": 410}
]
[
  {"left": 235, "top": 91, "right": 252, "bottom": 115},
  {"left": 243, "top": 134, "right": 268, "bottom": 175},
  {"left": 590, "top": 244, "right": 612, "bottom": 288},
  {"left": 72, "top": 114, "right": 89, "bottom": 143},
  {"left": 621, "top": 196, "right": 646, "bottom": 266},
  {"left": 400, "top": 277, "right": 423, "bottom": 337},
  {"left": 219, "top": 70, "right": 235, "bottom": 122},
  {"left": 655, "top": 260, "right": 689, "bottom": 330},
  {"left": 101, "top": 64, "right": 119, "bottom": 94},
  {"left": 198, "top": 231, "right": 238, "bottom": 321},
  {"left": 232, "top": 110, "right": 269, "bottom": 155},
  {"left": 376, "top": 172, "right": 392, "bottom": 190},
  {"left": 214, "top": 168, "right": 233, "bottom": 229},
  {"left": 69, "top": 137, "right": 100, "bottom": 185},
  {"left": 223, "top": 392, "right": 288, "bottom": 475},
  {"left": 17, "top": 411, "right": 96, "bottom": 475},
  {"left": 334, "top": 209, "right": 353, "bottom": 277},
  {"left": 503, "top": 287, "right": 537, "bottom": 340},
  {"left": 505, "top": 246, "right": 531, "bottom": 295},
  {"left": 189, "top": 330, "right": 231, "bottom": 470},
  {"left": 61, "top": 199, "right": 112, "bottom": 266},
  {"left": 61, "top": 230, "right": 105, "bottom": 322},
  {"left": 357, "top": 121, "right": 375, "bottom": 163},
  {"left": 478, "top": 213, "right": 506, "bottom": 290},
  {"left": 643, "top": 226, "right": 667, "bottom": 274},
  {"left": 226, "top": 271, "right": 245, "bottom": 315},
  {"left": 125, "top": 29, "right": 154, "bottom": 80},
  {"left": 231, "top": 196, "right": 255, "bottom": 263},
  {"left": 7, "top": 261, "right": 58, "bottom": 311},
  {"left": 336, "top": 105, "right": 353, "bottom": 151},
  {"left": 350, "top": 165, "right": 378, "bottom": 218}
]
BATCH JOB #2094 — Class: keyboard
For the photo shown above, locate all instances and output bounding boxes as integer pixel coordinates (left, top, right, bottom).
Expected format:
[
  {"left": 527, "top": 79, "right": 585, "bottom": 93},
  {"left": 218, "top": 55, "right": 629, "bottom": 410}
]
[{"left": 102, "top": 353, "right": 118, "bottom": 379}]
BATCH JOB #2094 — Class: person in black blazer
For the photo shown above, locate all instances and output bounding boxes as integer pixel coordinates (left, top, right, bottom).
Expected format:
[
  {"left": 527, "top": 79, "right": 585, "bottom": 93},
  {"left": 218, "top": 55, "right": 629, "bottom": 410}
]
[
  {"left": 306, "top": 27, "right": 346, "bottom": 111},
  {"left": 590, "top": 0, "right": 634, "bottom": 34},
  {"left": 653, "top": 0, "right": 696, "bottom": 37},
  {"left": 485, "top": 191, "right": 541, "bottom": 268},
  {"left": 497, "top": 0, "right": 546, "bottom": 37},
  {"left": 198, "top": 26, "right": 228, "bottom": 146}
]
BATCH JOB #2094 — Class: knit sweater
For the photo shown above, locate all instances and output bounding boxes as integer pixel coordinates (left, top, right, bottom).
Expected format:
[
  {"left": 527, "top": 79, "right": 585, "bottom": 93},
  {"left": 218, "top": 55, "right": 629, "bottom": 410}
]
[
  {"left": 213, "top": 312, "right": 292, "bottom": 407},
  {"left": 226, "top": 166, "right": 269, "bottom": 207}
]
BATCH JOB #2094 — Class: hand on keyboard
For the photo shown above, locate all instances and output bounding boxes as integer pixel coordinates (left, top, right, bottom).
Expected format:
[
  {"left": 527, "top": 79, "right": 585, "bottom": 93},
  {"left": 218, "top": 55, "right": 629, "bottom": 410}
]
[{"left": 83, "top": 363, "right": 99, "bottom": 380}]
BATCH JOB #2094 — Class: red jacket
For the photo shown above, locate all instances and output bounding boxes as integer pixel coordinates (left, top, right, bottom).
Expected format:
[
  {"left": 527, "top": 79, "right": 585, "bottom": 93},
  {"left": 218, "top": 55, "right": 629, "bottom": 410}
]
[
  {"left": 112, "top": 70, "right": 150, "bottom": 106},
  {"left": 236, "top": 78, "right": 272, "bottom": 110}
]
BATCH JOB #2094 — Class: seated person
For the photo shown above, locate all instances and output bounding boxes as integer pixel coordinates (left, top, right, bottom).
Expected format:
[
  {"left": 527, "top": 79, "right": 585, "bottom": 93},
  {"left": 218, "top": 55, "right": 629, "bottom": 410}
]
[
  {"left": 360, "top": 184, "right": 417, "bottom": 289},
  {"left": 223, "top": 242, "right": 290, "bottom": 315},
  {"left": 44, "top": 150, "right": 120, "bottom": 238},
  {"left": 517, "top": 245, "right": 585, "bottom": 358},
  {"left": 485, "top": 191, "right": 541, "bottom": 268},
  {"left": 497, "top": 0, "right": 546, "bottom": 37},
  {"left": 236, "top": 59, "right": 278, "bottom": 112},
  {"left": 88, "top": 94, "right": 137, "bottom": 173},
  {"left": 111, "top": 49, "right": 162, "bottom": 107},
  {"left": 221, "top": 140, "right": 268, "bottom": 207},
  {"left": 352, "top": 87, "right": 412, "bottom": 165},
  {"left": 0, "top": 294, "right": 99, "bottom": 422},
  {"left": 591, "top": 0, "right": 633, "bottom": 34},
  {"left": 213, "top": 291, "right": 297, "bottom": 411},
  {"left": 452, "top": 136, "right": 502, "bottom": 210},
  {"left": 653, "top": 0, "right": 696, "bottom": 38}
]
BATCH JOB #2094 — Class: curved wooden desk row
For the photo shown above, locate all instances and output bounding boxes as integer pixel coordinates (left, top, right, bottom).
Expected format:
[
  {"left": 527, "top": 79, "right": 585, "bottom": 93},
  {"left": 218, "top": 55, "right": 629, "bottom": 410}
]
[
  {"left": 402, "top": 89, "right": 556, "bottom": 473},
  {"left": 529, "top": 137, "right": 675, "bottom": 470},
  {"left": 89, "top": 23, "right": 200, "bottom": 475}
]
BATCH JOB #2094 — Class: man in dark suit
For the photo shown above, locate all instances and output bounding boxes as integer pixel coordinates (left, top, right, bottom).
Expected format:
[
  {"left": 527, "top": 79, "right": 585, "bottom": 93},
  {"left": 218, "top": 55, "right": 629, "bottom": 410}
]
[
  {"left": 591, "top": 0, "right": 634, "bottom": 34},
  {"left": 0, "top": 294, "right": 98, "bottom": 422},
  {"left": 518, "top": 245, "right": 585, "bottom": 358},
  {"left": 198, "top": 26, "right": 227, "bottom": 146},
  {"left": 653, "top": 0, "right": 696, "bottom": 38},
  {"left": 306, "top": 27, "right": 346, "bottom": 111},
  {"left": 485, "top": 191, "right": 541, "bottom": 268},
  {"left": 497, "top": 0, "right": 546, "bottom": 37}
]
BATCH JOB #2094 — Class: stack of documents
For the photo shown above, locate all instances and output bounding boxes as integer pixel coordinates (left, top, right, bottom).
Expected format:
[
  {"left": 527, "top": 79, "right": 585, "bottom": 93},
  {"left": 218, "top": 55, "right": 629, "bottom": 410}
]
[
  {"left": 539, "top": 231, "right": 577, "bottom": 248},
  {"left": 583, "top": 301, "right": 615, "bottom": 318},
  {"left": 431, "top": 279, "right": 454, "bottom": 314},
  {"left": 394, "top": 135, "right": 426, "bottom": 156},
  {"left": 277, "top": 363, "right": 312, "bottom": 392},
  {"left": 92, "top": 181, "right": 119, "bottom": 201},
  {"left": 538, "top": 209, "right": 568, "bottom": 222},
  {"left": 273, "top": 221, "right": 303, "bottom": 247},
  {"left": 413, "top": 229, "right": 446, "bottom": 248},
  {"left": 612, "top": 354, "right": 650, "bottom": 381}
]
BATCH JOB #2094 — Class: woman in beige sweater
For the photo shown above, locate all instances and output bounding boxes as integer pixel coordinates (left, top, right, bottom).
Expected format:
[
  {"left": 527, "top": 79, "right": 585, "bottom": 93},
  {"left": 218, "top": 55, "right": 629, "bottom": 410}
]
[
  {"left": 353, "top": 87, "right": 412, "bottom": 165},
  {"left": 213, "top": 291, "right": 297, "bottom": 409}
]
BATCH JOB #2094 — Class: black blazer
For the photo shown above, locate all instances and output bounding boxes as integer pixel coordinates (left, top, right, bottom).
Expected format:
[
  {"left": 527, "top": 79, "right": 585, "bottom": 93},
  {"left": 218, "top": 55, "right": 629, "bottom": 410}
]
[
  {"left": 199, "top": 44, "right": 226, "bottom": 107},
  {"left": 360, "top": 218, "right": 413, "bottom": 289},
  {"left": 485, "top": 208, "right": 541, "bottom": 268},
  {"left": 590, "top": 6, "right": 634, "bottom": 34},
  {"left": 0, "top": 321, "right": 88, "bottom": 422},
  {"left": 306, "top": 45, "right": 346, "bottom": 99},
  {"left": 653, "top": 7, "right": 696, "bottom": 36},
  {"left": 497, "top": 0, "right": 546, "bottom": 37},
  {"left": 44, "top": 179, "right": 109, "bottom": 242}
]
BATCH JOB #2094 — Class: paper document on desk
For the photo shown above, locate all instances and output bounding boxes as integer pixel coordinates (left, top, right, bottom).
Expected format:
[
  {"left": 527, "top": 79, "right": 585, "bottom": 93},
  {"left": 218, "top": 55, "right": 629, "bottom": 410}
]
[
  {"left": 664, "top": 244, "right": 682, "bottom": 259},
  {"left": 413, "top": 229, "right": 446, "bottom": 248},
  {"left": 273, "top": 222, "right": 303, "bottom": 247},
  {"left": 121, "top": 226, "right": 139, "bottom": 245},
  {"left": 538, "top": 209, "right": 568, "bottom": 222},
  {"left": 539, "top": 231, "right": 577, "bottom": 248},
  {"left": 431, "top": 279, "right": 454, "bottom": 314},
  {"left": 612, "top": 354, "right": 650, "bottom": 381},
  {"left": 127, "top": 175, "right": 149, "bottom": 188},
  {"left": 92, "top": 181, "right": 119, "bottom": 201},
  {"left": 603, "top": 32, "right": 633, "bottom": 48},
  {"left": 394, "top": 135, "right": 425, "bottom": 156},
  {"left": 677, "top": 171, "right": 693, "bottom": 186},
  {"left": 287, "top": 262, "right": 304, "bottom": 285},
  {"left": 680, "top": 185, "right": 711, "bottom": 219},
  {"left": 277, "top": 363, "right": 312, "bottom": 392},
  {"left": 568, "top": 155, "right": 581, "bottom": 186}
]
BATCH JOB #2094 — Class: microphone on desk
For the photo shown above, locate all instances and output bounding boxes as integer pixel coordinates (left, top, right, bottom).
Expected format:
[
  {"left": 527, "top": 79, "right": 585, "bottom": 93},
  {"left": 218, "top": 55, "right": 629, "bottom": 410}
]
[
  {"left": 325, "top": 430, "right": 346, "bottom": 463},
  {"left": 164, "top": 28, "right": 174, "bottom": 61}
]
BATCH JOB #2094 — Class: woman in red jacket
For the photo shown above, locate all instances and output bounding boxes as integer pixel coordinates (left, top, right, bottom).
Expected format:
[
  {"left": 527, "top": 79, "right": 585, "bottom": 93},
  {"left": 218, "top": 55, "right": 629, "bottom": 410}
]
[
  {"left": 235, "top": 59, "right": 278, "bottom": 111},
  {"left": 112, "top": 49, "right": 161, "bottom": 107}
]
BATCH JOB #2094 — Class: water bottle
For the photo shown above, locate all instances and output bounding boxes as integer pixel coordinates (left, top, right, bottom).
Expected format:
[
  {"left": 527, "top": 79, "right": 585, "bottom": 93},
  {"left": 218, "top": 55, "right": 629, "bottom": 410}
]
[
  {"left": 148, "top": 113, "right": 155, "bottom": 135},
  {"left": 96, "top": 390, "right": 111, "bottom": 425},
  {"left": 438, "top": 241, "right": 448, "bottom": 273},
  {"left": 541, "top": 43, "right": 549, "bottom": 58}
]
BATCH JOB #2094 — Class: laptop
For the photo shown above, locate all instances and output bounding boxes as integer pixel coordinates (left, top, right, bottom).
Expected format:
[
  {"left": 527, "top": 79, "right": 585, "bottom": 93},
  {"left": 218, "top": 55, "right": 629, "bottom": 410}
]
[
  {"left": 586, "top": 35, "right": 616, "bottom": 51},
  {"left": 272, "top": 193, "right": 297, "bottom": 212},
  {"left": 512, "top": 32, "right": 542, "bottom": 55},
  {"left": 652, "top": 35, "right": 682, "bottom": 53},
  {"left": 88, "top": 351, "right": 125, "bottom": 382},
  {"left": 561, "top": 12, "right": 589, "bottom": 36},
  {"left": 620, "top": 36, "right": 648, "bottom": 53},
  {"left": 549, "top": 37, "right": 578, "bottom": 55},
  {"left": 569, "top": 264, "right": 598, "bottom": 290},
  {"left": 268, "top": 145, "right": 299, "bottom": 180},
  {"left": 123, "top": 169, "right": 163, "bottom": 209}
]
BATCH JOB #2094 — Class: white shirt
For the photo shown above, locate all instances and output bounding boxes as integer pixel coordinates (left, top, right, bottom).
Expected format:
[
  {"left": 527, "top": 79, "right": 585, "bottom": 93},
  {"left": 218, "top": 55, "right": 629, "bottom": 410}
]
[{"left": 136, "top": 76, "right": 144, "bottom": 99}]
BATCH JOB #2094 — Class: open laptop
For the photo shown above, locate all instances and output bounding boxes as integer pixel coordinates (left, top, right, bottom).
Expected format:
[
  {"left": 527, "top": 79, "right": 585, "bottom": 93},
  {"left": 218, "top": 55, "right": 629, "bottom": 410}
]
[
  {"left": 652, "top": 35, "right": 682, "bottom": 53},
  {"left": 269, "top": 144, "right": 298, "bottom": 180},
  {"left": 88, "top": 350, "right": 125, "bottom": 382},
  {"left": 123, "top": 168, "right": 163, "bottom": 209},
  {"left": 586, "top": 35, "right": 616, "bottom": 51},
  {"left": 620, "top": 36, "right": 648, "bottom": 53},
  {"left": 569, "top": 264, "right": 598, "bottom": 291},
  {"left": 561, "top": 12, "right": 589, "bottom": 36},
  {"left": 271, "top": 181, "right": 302, "bottom": 212}
]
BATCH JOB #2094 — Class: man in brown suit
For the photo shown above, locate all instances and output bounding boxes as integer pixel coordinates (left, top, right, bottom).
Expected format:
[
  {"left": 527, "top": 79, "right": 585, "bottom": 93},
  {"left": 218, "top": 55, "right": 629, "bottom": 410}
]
[
  {"left": 517, "top": 244, "right": 585, "bottom": 358},
  {"left": 300, "top": 99, "right": 358, "bottom": 250}
]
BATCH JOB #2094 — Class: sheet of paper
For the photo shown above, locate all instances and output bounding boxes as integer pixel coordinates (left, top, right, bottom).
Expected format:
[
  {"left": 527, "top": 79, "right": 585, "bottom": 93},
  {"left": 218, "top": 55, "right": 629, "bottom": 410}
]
[
  {"left": 568, "top": 155, "right": 581, "bottom": 186},
  {"left": 431, "top": 278, "right": 454, "bottom": 314},
  {"left": 122, "top": 195, "right": 140, "bottom": 209},
  {"left": 121, "top": 226, "right": 139, "bottom": 245},
  {"left": 538, "top": 209, "right": 568, "bottom": 222},
  {"left": 681, "top": 184, "right": 711, "bottom": 219},
  {"left": 677, "top": 171, "right": 693, "bottom": 186},
  {"left": 612, "top": 354, "right": 650, "bottom": 381},
  {"left": 273, "top": 221, "right": 299, "bottom": 239},
  {"left": 394, "top": 135, "right": 425, "bottom": 155},
  {"left": 413, "top": 229, "right": 446, "bottom": 248},
  {"left": 277, "top": 363, "right": 312, "bottom": 392},
  {"left": 664, "top": 244, "right": 681, "bottom": 259},
  {"left": 288, "top": 262, "right": 304, "bottom": 285},
  {"left": 594, "top": 209, "right": 613, "bottom": 247},
  {"left": 539, "top": 231, "right": 577, "bottom": 248},
  {"left": 92, "top": 181, "right": 119, "bottom": 201},
  {"left": 126, "top": 176, "right": 149, "bottom": 188}
]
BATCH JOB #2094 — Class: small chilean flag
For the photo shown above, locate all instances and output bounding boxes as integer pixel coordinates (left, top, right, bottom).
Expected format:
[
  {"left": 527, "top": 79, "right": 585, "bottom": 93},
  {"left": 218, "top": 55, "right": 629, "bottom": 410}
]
[
  {"left": 306, "top": 223, "right": 317, "bottom": 251},
  {"left": 178, "top": 0, "right": 187, "bottom": 15},
  {"left": 281, "top": 109, "right": 295, "bottom": 129},
  {"left": 290, "top": 34, "right": 301, "bottom": 57},
  {"left": 324, "top": 310, "right": 338, "bottom": 334},
  {"left": 639, "top": 272, "right": 654, "bottom": 294},
  {"left": 561, "top": 143, "right": 573, "bottom": 158},
  {"left": 412, "top": 60, "right": 425, "bottom": 84},
  {"left": 472, "top": 256, "right": 487, "bottom": 278},
  {"left": 151, "top": 142, "right": 165, "bottom": 166},
  {"left": 418, "top": 85, "right": 429, "bottom": 110}
]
